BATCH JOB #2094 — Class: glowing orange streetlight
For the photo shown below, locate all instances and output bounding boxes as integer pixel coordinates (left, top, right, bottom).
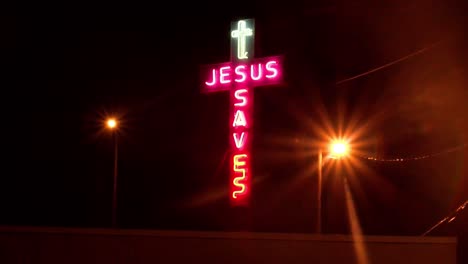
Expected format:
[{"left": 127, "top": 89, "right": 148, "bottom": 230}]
[
  {"left": 329, "top": 140, "right": 349, "bottom": 159},
  {"left": 105, "top": 117, "right": 119, "bottom": 228},
  {"left": 106, "top": 118, "right": 117, "bottom": 129},
  {"left": 317, "top": 139, "right": 351, "bottom": 233}
]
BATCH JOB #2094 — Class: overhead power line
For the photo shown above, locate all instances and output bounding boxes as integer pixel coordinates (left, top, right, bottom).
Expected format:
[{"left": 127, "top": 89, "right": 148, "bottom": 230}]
[
  {"left": 358, "top": 143, "right": 467, "bottom": 163},
  {"left": 422, "top": 200, "right": 468, "bottom": 236},
  {"left": 335, "top": 40, "right": 443, "bottom": 85}
]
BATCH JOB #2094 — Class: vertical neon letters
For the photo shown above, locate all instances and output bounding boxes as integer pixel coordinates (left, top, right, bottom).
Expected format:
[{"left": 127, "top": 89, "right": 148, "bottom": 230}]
[
  {"left": 232, "top": 110, "right": 247, "bottom": 127},
  {"left": 234, "top": 89, "right": 248, "bottom": 106},
  {"left": 230, "top": 84, "right": 251, "bottom": 204},
  {"left": 232, "top": 154, "right": 248, "bottom": 198},
  {"left": 233, "top": 132, "right": 247, "bottom": 149}
]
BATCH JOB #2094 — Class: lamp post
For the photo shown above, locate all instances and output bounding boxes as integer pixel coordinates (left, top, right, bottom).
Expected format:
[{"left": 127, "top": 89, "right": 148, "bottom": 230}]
[
  {"left": 106, "top": 118, "right": 119, "bottom": 228},
  {"left": 317, "top": 140, "right": 349, "bottom": 234},
  {"left": 317, "top": 149, "right": 323, "bottom": 234}
]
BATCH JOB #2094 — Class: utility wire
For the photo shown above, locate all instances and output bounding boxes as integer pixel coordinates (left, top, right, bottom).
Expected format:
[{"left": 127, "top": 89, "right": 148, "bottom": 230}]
[
  {"left": 422, "top": 200, "right": 468, "bottom": 236},
  {"left": 335, "top": 40, "right": 443, "bottom": 85},
  {"left": 358, "top": 143, "right": 467, "bottom": 163}
]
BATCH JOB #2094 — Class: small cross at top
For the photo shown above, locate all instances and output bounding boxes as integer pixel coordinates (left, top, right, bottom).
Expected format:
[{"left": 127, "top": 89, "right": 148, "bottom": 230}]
[{"left": 231, "top": 20, "right": 253, "bottom": 60}]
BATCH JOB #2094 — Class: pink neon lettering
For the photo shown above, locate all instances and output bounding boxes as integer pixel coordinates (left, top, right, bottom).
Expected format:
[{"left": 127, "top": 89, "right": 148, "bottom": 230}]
[
  {"left": 232, "top": 110, "right": 247, "bottom": 127},
  {"left": 265, "top": 60, "right": 279, "bottom": 78},
  {"left": 233, "top": 132, "right": 247, "bottom": 149},
  {"left": 234, "top": 89, "right": 248, "bottom": 106},
  {"left": 250, "top": 63, "right": 263, "bottom": 80},
  {"left": 220, "top": 66, "right": 231, "bottom": 84},
  {"left": 234, "top": 65, "right": 247, "bottom": 83},
  {"left": 205, "top": 69, "right": 217, "bottom": 86}
]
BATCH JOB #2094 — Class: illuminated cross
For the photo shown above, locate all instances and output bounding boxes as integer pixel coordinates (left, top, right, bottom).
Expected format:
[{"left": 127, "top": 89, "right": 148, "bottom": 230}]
[
  {"left": 200, "top": 18, "right": 284, "bottom": 207},
  {"left": 231, "top": 20, "right": 253, "bottom": 60}
]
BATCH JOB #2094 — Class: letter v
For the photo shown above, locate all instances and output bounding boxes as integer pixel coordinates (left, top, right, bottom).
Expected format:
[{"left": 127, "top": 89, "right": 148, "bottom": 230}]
[{"left": 233, "top": 132, "right": 247, "bottom": 149}]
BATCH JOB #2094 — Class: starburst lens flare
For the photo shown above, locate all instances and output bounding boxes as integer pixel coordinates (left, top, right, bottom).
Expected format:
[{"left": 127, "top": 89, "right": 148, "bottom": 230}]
[
  {"left": 106, "top": 118, "right": 117, "bottom": 129},
  {"left": 330, "top": 140, "right": 349, "bottom": 158}
]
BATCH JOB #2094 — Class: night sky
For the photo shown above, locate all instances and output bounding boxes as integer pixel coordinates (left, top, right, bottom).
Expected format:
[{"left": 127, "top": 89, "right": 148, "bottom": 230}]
[{"left": 1, "top": 1, "right": 467, "bottom": 235}]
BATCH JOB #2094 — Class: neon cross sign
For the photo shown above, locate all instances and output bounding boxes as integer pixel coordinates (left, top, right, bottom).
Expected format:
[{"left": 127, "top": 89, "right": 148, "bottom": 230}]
[
  {"left": 231, "top": 20, "right": 253, "bottom": 59},
  {"left": 201, "top": 18, "right": 283, "bottom": 206}
]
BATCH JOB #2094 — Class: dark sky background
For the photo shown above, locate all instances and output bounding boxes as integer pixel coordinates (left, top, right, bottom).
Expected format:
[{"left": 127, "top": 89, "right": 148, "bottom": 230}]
[{"left": 1, "top": 1, "right": 467, "bottom": 236}]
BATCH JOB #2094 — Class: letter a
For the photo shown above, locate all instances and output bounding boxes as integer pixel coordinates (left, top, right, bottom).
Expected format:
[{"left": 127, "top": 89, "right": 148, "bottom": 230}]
[{"left": 232, "top": 110, "right": 247, "bottom": 127}]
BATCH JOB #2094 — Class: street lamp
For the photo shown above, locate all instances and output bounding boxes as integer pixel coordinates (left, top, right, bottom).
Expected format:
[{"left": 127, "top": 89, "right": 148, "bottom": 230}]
[
  {"left": 106, "top": 117, "right": 119, "bottom": 228},
  {"left": 317, "top": 139, "right": 350, "bottom": 233},
  {"left": 107, "top": 118, "right": 117, "bottom": 129},
  {"left": 329, "top": 140, "right": 349, "bottom": 159}
]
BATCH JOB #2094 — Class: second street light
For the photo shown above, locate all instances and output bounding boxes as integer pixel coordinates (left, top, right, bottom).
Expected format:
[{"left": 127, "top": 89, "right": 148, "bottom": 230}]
[
  {"left": 316, "top": 139, "right": 350, "bottom": 234},
  {"left": 106, "top": 118, "right": 119, "bottom": 228}
]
